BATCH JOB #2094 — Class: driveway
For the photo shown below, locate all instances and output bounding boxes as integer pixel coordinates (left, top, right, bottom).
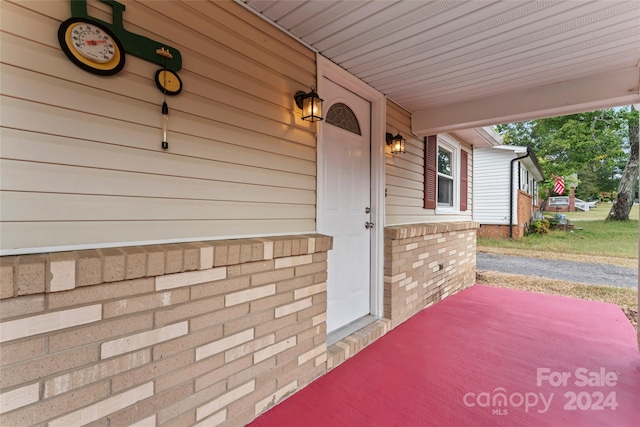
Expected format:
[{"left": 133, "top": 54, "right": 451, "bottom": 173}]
[{"left": 477, "top": 252, "right": 638, "bottom": 288}]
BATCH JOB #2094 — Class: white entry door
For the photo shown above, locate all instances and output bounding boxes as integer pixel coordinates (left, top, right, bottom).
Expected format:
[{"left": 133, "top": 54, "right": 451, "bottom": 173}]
[{"left": 320, "top": 78, "right": 372, "bottom": 333}]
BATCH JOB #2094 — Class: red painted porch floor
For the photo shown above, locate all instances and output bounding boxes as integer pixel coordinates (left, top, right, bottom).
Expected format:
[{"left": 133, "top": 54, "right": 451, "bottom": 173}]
[{"left": 249, "top": 285, "right": 639, "bottom": 427}]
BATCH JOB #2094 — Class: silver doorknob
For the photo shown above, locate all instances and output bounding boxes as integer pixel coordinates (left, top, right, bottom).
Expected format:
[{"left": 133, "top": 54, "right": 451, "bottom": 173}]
[{"left": 365, "top": 222, "right": 375, "bottom": 229}]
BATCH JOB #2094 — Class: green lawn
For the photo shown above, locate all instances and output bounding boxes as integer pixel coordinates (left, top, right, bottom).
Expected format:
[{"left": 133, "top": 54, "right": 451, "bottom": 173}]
[
  {"left": 478, "top": 217, "right": 638, "bottom": 259},
  {"left": 561, "top": 203, "right": 639, "bottom": 221}
]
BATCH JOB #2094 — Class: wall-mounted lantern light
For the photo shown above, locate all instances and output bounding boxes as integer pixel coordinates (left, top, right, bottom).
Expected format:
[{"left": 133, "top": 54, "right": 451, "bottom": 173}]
[
  {"left": 294, "top": 86, "right": 324, "bottom": 122},
  {"left": 386, "top": 132, "right": 405, "bottom": 154}
]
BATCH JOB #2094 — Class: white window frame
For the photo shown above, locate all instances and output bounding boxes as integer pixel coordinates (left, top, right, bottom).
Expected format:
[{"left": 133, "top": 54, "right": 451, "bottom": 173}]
[{"left": 435, "top": 135, "right": 460, "bottom": 215}]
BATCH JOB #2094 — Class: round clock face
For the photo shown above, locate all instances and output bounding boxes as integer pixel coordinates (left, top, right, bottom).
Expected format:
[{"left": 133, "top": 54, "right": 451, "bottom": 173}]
[
  {"left": 58, "top": 18, "right": 125, "bottom": 76},
  {"left": 69, "top": 22, "right": 116, "bottom": 63}
]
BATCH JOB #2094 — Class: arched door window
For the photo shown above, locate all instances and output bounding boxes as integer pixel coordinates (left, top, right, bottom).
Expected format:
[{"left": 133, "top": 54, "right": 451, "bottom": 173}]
[{"left": 326, "top": 102, "right": 361, "bottom": 135}]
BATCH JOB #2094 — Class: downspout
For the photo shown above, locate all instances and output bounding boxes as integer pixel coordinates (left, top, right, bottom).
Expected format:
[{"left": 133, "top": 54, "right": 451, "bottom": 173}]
[{"left": 509, "top": 148, "right": 532, "bottom": 239}]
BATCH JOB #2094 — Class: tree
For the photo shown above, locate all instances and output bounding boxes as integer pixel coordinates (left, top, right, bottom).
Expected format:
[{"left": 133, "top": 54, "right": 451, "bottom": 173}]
[
  {"left": 607, "top": 106, "right": 639, "bottom": 220},
  {"left": 495, "top": 108, "right": 630, "bottom": 198}
]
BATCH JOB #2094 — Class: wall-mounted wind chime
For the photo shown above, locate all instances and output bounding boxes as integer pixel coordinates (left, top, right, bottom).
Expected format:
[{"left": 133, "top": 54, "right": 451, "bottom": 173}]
[{"left": 57, "top": 0, "right": 183, "bottom": 150}]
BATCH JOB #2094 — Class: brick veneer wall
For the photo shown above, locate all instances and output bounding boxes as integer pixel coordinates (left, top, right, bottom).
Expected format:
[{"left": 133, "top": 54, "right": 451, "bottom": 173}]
[
  {"left": 0, "top": 235, "right": 331, "bottom": 426},
  {"left": 384, "top": 222, "right": 477, "bottom": 329},
  {"left": 477, "top": 224, "right": 512, "bottom": 239}
]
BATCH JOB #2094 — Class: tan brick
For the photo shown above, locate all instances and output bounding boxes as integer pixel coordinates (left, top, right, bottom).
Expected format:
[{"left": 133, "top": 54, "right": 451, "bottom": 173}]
[
  {"left": 275, "top": 275, "right": 314, "bottom": 293},
  {"left": 228, "top": 260, "right": 275, "bottom": 277},
  {"left": 297, "top": 301, "right": 325, "bottom": 321},
  {"left": 48, "top": 252, "right": 76, "bottom": 292},
  {"left": 0, "top": 304, "right": 101, "bottom": 343},
  {"left": 225, "top": 284, "right": 276, "bottom": 307},
  {"left": 0, "top": 294, "right": 44, "bottom": 320},
  {"left": 0, "top": 380, "right": 109, "bottom": 426},
  {"left": 194, "top": 356, "right": 248, "bottom": 393},
  {"left": 49, "top": 313, "right": 153, "bottom": 353},
  {"left": 112, "top": 351, "right": 193, "bottom": 393},
  {"left": 191, "top": 275, "right": 250, "bottom": 300},
  {"left": 227, "top": 381, "right": 275, "bottom": 421},
  {"left": 249, "top": 291, "right": 293, "bottom": 313},
  {"left": 312, "top": 312, "right": 327, "bottom": 327},
  {"left": 189, "top": 303, "right": 249, "bottom": 331},
  {"left": 225, "top": 333, "right": 275, "bottom": 363},
  {"left": 0, "top": 336, "right": 45, "bottom": 367},
  {"left": 0, "top": 257, "right": 15, "bottom": 299},
  {"left": 180, "top": 243, "right": 200, "bottom": 271},
  {"left": 101, "top": 321, "right": 188, "bottom": 359},
  {"left": 165, "top": 245, "right": 184, "bottom": 274},
  {"left": 262, "top": 241, "right": 274, "bottom": 260},
  {"left": 44, "top": 349, "right": 151, "bottom": 398},
  {"left": 194, "top": 409, "right": 226, "bottom": 427},
  {"left": 227, "top": 357, "right": 276, "bottom": 390},
  {"left": 275, "top": 298, "right": 312, "bottom": 318},
  {"left": 50, "top": 382, "right": 153, "bottom": 427},
  {"left": 274, "top": 317, "right": 312, "bottom": 342},
  {"left": 254, "top": 313, "right": 296, "bottom": 338},
  {"left": 1, "top": 345, "right": 99, "bottom": 389},
  {"left": 99, "top": 248, "right": 125, "bottom": 282},
  {"left": 254, "top": 379, "right": 297, "bottom": 415},
  {"left": 251, "top": 268, "right": 294, "bottom": 286},
  {"left": 161, "top": 410, "right": 197, "bottom": 427},
  {"left": 276, "top": 336, "right": 311, "bottom": 365},
  {"left": 145, "top": 245, "right": 165, "bottom": 276},
  {"left": 196, "top": 380, "right": 255, "bottom": 421},
  {"left": 47, "top": 277, "right": 155, "bottom": 310},
  {"left": 239, "top": 241, "right": 253, "bottom": 264},
  {"left": 227, "top": 242, "right": 241, "bottom": 265},
  {"left": 297, "top": 323, "right": 324, "bottom": 345},
  {"left": 294, "top": 261, "right": 327, "bottom": 277},
  {"left": 0, "top": 382, "right": 39, "bottom": 413},
  {"left": 274, "top": 255, "right": 312, "bottom": 269},
  {"left": 194, "top": 243, "right": 214, "bottom": 270},
  {"left": 121, "top": 246, "right": 147, "bottom": 280},
  {"left": 155, "top": 351, "right": 225, "bottom": 393},
  {"left": 223, "top": 310, "right": 274, "bottom": 337},
  {"left": 153, "top": 325, "right": 223, "bottom": 361},
  {"left": 196, "top": 329, "right": 254, "bottom": 361},
  {"left": 155, "top": 267, "right": 226, "bottom": 291},
  {"left": 294, "top": 282, "right": 326, "bottom": 300},
  {"left": 213, "top": 243, "right": 228, "bottom": 267},
  {"left": 16, "top": 254, "right": 46, "bottom": 296},
  {"left": 155, "top": 295, "right": 224, "bottom": 326},
  {"left": 312, "top": 251, "right": 327, "bottom": 262},
  {"left": 104, "top": 288, "right": 189, "bottom": 318},
  {"left": 107, "top": 382, "right": 192, "bottom": 427},
  {"left": 252, "top": 241, "right": 265, "bottom": 261},
  {"left": 157, "top": 396, "right": 198, "bottom": 426},
  {"left": 254, "top": 336, "right": 296, "bottom": 363}
]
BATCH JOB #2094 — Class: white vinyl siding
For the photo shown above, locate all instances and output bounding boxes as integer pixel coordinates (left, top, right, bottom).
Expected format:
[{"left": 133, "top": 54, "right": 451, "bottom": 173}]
[
  {"left": 385, "top": 101, "right": 472, "bottom": 226},
  {"left": 0, "top": 0, "right": 317, "bottom": 253},
  {"left": 472, "top": 148, "right": 515, "bottom": 225}
]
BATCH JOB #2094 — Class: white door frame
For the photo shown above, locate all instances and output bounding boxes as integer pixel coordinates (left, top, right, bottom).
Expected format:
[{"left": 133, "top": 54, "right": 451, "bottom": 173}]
[{"left": 316, "top": 54, "right": 386, "bottom": 320}]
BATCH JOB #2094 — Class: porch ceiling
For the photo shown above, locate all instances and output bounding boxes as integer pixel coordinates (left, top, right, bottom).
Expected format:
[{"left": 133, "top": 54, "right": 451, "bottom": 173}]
[{"left": 239, "top": 0, "right": 640, "bottom": 134}]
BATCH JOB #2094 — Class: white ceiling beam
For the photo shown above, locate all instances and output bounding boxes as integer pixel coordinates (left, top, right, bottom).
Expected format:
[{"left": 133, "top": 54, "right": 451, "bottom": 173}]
[{"left": 412, "top": 67, "right": 640, "bottom": 135}]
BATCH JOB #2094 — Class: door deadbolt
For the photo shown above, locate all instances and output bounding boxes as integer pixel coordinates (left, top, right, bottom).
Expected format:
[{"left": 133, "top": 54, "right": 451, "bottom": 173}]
[{"left": 365, "top": 207, "right": 371, "bottom": 214}]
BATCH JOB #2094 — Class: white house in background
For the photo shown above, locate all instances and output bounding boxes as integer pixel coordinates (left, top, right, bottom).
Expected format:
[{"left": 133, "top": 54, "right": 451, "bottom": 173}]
[{"left": 474, "top": 145, "right": 546, "bottom": 239}]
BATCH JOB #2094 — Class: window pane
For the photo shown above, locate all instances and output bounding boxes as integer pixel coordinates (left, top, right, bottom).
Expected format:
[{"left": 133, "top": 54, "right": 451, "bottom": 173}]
[
  {"left": 438, "top": 148, "right": 451, "bottom": 176},
  {"left": 438, "top": 176, "right": 453, "bottom": 206}
]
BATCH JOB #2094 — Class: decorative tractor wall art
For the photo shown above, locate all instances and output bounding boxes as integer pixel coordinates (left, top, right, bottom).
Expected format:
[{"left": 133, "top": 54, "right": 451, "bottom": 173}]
[{"left": 58, "top": 0, "right": 184, "bottom": 149}]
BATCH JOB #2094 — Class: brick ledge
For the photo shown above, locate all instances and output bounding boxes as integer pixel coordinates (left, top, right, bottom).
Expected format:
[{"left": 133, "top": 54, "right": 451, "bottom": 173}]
[
  {"left": 384, "top": 221, "right": 478, "bottom": 240},
  {"left": 0, "top": 234, "right": 333, "bottom": 300}
]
